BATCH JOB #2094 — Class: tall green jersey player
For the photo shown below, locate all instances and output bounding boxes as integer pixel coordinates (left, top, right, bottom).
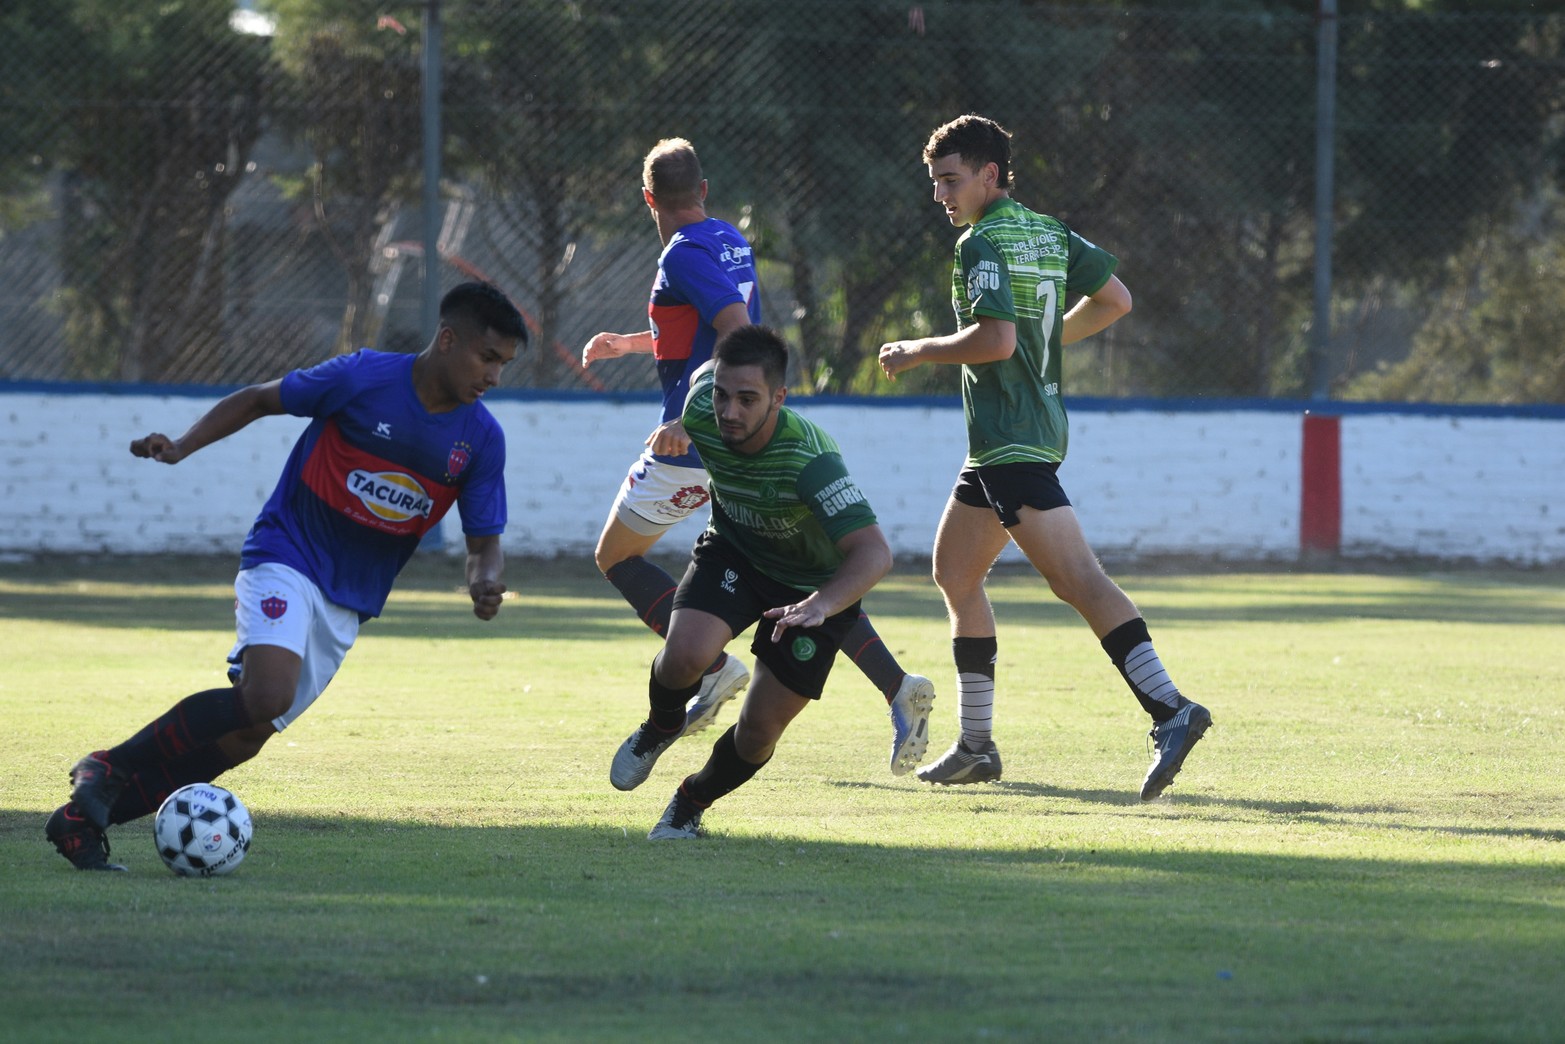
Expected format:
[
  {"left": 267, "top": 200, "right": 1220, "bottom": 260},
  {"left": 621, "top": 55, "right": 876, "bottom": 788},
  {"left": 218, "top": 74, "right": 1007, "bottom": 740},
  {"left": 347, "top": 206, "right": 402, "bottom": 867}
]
[
  {"left": 952, "top": 197, "right": 1117, "bottom": 467},
  {"left": 879, "top": 113, "right": 1212, "bottom": 800}
]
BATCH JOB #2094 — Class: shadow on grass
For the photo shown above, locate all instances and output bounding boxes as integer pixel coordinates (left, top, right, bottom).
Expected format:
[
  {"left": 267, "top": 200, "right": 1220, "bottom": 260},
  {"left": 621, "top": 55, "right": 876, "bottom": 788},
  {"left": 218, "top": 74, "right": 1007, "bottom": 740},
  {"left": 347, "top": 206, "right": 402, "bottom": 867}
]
[
  {"left": 3, "top": 803, "right": 1562, "bottom": 1037},
  {"left": 3, "top": 801, "right": 1565, "bottom": 1039},
  {"left": 831, "top": 778, "right": 1565, "bottom": 844},
  {"left": 4, "top": 555, "right": 1563, "bottom": 640}
]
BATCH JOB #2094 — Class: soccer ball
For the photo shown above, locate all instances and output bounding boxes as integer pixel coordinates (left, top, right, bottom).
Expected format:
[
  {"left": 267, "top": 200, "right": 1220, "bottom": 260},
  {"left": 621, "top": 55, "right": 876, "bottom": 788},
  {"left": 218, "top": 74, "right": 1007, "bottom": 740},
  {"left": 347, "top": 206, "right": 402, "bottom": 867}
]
[{"left": 153, "top": 783, "right": 252, "bottom": 877}]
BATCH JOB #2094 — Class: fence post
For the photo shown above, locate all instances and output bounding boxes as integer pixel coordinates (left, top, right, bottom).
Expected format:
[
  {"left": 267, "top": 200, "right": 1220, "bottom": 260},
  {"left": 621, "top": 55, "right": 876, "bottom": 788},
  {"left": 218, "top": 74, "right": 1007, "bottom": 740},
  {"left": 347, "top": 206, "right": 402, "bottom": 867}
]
[
  {"left": 1310, "top": 0, "right": 1338, "bottom": 399},
  {"left": 420, "top": 0, "right": 443, "bottom": 345}
]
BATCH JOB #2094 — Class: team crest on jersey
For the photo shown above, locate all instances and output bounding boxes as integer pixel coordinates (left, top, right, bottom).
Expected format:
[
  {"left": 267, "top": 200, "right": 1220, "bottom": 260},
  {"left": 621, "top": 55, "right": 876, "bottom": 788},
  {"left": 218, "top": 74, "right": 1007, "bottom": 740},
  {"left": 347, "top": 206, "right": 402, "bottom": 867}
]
[
  {"left": 671, "top": 485, "right": 710, "bottom": 511},
  {"left": 260, "top": 594, "right": 287, "bottom": 620},
  {"left": 347, "top": 469, "right": 433, "bottom": 523},
  {"left": 445, "top": 442, "right": 472, "bottom": 482}
]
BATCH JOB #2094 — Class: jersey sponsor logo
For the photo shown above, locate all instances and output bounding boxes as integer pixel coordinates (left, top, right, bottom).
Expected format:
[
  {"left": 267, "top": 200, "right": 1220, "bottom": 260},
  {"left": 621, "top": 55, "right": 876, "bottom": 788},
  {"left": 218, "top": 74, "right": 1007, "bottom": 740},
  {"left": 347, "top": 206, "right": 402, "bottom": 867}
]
[
  {"left": 966, "top": 259, "right": 1001, "bottom": 301},
  {"left": 723, "top": 500, "right": 803, "bottom": 539},
  {"left": 348, "top": 469, "right": 433, "bottom": 523},
  {"left": 260, "top": 594, "right": 288, "bottom": 620},
  {"left": 671, "top": 485, "right": 710, "bottom": 510},
  {"left": 814, "top": 475, "right": 867, "bottom": 517},
  {"left": 791, "top": 635, "right": 818, "bottom": 662},
  {"left": 718, "top": 242, "right": 754, "bottom": 268},
  {"left": 1012, "top": 229, "right": 1066, "bottom": 264},
  {"left": 300, "top": 419, "right": 458, "bottom": 538}
]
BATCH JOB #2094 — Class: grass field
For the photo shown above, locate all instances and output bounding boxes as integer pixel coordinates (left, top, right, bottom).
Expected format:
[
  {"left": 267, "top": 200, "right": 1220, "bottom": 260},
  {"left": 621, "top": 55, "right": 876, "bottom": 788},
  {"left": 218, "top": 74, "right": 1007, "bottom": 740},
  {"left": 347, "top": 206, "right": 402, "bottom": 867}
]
[{"left": 2, "top": 553, "right": 1562, "bottom": 1042}]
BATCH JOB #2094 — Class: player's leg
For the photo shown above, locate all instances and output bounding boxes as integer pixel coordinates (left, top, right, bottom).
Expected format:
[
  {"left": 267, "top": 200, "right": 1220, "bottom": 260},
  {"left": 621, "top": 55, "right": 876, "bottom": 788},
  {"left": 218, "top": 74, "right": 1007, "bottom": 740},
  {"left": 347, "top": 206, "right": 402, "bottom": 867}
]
[
  {"left": 596, "top": 457, "right": 749, "bottom": 727},
  {"left": 918, "top": 485, "right": 1010, "bottom": 785},
  {"left": 50, "top": 565, "right": 356, "bottom": 870},
  {"left": 63, "top": 580, "right": 305, "bottom": 838},
  {"left": 649, "top": 585, "right": 853, "bottom": 840},
  {"left": 1006, "top": 502, "right": 1212, "bottom": 800},
  {"left": 612, "top": 532, "right": 760, "bottom": 793},
  {"left": 594, "top": 512, "right": 675, "bottom": 634},
  {"left": 839, "top": 608, "right": 937, "bottom": 776},
  {"left": 611, "top": 606, "right": 734, "bottom": 793},
  {"left": 97, "top": 636, "right": 308, "bottom": 830}
]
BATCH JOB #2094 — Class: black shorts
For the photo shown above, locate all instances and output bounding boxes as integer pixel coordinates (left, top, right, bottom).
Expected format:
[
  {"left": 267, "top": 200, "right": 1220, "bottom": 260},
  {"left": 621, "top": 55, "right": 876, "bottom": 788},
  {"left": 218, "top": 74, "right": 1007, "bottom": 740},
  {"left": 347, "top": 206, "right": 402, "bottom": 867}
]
[
  {"left": 672, "top": 531, "right": 860, "bottom": 699},
  {"left": 951, "top": 462, "right": 1072, "bottom": 528}
]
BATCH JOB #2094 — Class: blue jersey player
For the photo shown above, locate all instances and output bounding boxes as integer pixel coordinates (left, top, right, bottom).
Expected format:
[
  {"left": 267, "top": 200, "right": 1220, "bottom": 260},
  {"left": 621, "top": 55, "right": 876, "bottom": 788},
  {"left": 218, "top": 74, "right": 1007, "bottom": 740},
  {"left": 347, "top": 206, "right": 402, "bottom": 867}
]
[
  {"left": 49, "top": 282, "right": 527, "bottom": 871},
  {"left": 581, "top": 139, "right": 936, "bottom": 778}
]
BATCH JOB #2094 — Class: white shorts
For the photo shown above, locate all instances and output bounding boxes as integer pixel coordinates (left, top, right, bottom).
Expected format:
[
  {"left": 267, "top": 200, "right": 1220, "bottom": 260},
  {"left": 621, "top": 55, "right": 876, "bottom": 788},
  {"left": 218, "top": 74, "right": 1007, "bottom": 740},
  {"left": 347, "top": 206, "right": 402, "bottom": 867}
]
[
  {"left": 226, "top": 562, "right": 359, "bottom": 732},
  {"left": 611, "top": 453, "right": 712, "bottom": 536}
]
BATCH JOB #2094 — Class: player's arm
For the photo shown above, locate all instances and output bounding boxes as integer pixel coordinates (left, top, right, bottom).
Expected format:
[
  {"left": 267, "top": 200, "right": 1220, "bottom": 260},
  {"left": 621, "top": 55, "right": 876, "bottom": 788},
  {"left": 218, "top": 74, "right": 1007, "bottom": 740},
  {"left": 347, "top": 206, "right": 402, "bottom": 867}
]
[
  {"left": 464, "top": 534, "right": 506, "bottom": 621},
  {"left": 763, "top": 525, "right": 893, "bottom": 642},
  {"left": 129, "top": 379, "right": 287, "bottom": 464},
  {"left": 646, "top": 301, "right": 752, "bottom": 457},
  {"left": 877, "top": 315, "right": 1016, "bottom": 381},
  {"left": 1061, "top": 274, "right": 1131, "bottom": 346},
  {"left": 581, "top": 330, "right": 654, "bottom": 367}
]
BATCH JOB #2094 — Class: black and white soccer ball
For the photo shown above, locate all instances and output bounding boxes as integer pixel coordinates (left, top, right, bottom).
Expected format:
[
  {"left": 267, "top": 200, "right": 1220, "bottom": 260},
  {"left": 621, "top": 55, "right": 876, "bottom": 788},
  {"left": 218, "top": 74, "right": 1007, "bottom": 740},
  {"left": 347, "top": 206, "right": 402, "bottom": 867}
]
[{"left": 153, "top": 783, "right": 252, "bottom": 877}]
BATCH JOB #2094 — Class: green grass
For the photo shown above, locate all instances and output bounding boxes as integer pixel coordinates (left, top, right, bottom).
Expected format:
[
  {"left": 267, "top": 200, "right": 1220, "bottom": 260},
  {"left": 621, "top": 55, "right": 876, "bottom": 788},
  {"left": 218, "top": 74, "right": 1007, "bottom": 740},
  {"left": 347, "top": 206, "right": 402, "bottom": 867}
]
[{"left": 2, "top": 554, "right": 1563, "bottom": 1042}]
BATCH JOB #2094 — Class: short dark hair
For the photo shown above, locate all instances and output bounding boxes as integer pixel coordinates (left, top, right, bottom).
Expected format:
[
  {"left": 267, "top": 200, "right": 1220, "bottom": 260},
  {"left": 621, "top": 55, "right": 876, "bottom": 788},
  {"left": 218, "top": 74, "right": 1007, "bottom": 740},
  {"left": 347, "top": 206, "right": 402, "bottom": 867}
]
[
  {"left": 714, "top": 325, "right": 788, "bottom": 389},
  {"left": 923, "top": 114, "right": 1013, "bottom": 190},
  {"left": 440, "top": 282, "right": 528, "bottom": 345},
  {"left": 643, "top": 137, "right": 704, "bottom": 209}
]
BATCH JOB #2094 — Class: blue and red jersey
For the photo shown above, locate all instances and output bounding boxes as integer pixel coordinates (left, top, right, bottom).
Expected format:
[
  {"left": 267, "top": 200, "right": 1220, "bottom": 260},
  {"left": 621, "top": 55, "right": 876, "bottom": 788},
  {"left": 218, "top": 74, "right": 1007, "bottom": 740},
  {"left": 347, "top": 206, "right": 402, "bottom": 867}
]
[
  {"left": 649, "top": 217, "right": 761, "bottom": 466},
  {"left": 239, "top": 350, "right": 507, "bottom": 619}
]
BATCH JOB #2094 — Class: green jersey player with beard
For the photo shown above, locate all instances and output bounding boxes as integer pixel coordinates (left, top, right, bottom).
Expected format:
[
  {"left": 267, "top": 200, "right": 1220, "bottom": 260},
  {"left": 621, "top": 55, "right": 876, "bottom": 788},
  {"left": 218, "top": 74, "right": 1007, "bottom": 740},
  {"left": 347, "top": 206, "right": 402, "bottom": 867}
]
[
  {"left": 879, "top": 113, "right": 1212, "bottom": 800},
  {"left": 608, "top": 325, "right": 899, "bottom": 841}
]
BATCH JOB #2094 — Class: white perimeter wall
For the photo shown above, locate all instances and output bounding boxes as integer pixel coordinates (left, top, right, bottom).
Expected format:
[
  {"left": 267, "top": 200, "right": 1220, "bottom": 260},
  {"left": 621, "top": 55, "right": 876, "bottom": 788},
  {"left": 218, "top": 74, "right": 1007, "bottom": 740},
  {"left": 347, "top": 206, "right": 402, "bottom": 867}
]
[{"left": 3, "top": 388, "right": 1562, "bottom": 565}]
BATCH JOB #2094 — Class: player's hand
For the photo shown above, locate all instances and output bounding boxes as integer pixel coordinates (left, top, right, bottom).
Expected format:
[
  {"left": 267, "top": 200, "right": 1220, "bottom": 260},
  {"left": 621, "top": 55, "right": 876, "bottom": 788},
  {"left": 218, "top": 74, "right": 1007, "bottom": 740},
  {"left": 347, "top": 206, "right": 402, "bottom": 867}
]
[
  {"left": 645, "top": 419, "right": 691, "bottom": 457},
  {"left": 763, "top": 597, "right": 827, "bottom": 643},
  {"left": 877, "top": 341, "right": 922, "bottom": 381},
  {"left": 581, "top": 332, "right": 627, "bottom": 367},
  {"left": 469, "top": 579, "right": 507, "bottom": 621},
  {"left": 130, "top": 433, "right": 185, "bottom": 464}
]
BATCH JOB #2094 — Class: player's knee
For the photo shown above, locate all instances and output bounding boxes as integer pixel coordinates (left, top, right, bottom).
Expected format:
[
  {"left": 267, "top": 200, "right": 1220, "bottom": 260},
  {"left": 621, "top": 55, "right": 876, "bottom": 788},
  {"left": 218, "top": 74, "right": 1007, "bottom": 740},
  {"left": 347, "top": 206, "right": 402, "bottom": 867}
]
[
  {"left": 592, "top": 542, "right": 623, "bottom": 575},
  {"left": 218, "top": 722, "right": 277, "bottom": 765},
  {"left": 235, "top": 677, "right": 294, "bottom": 724},
  {"left": 654, "top": 643, "right": 711, "bottom": 688},
  {"left": 1046, "top": 561, "right": 1113, "bottom": 610},
  {"left": 932, "top": 557, "right": 979, "bottom": 600}
]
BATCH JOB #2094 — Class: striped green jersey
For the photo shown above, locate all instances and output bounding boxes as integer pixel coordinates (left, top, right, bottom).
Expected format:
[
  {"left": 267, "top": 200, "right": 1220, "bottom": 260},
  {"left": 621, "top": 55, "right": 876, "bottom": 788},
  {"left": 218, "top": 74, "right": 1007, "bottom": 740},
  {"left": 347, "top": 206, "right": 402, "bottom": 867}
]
[
  {"left": 683, "top": 368, "right": 878, "bottom": 590},
  {"left": 951, "top": 197, "right": 1117, "bottom": 466}
]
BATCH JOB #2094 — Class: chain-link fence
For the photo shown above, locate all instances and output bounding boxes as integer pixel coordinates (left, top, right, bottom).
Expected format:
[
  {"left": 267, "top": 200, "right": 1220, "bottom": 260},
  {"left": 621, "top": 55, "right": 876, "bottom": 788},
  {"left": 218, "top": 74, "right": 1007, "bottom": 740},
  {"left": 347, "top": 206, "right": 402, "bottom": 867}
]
[{"left": 1, "top": 1, "right": 1560, "bottom": 402}]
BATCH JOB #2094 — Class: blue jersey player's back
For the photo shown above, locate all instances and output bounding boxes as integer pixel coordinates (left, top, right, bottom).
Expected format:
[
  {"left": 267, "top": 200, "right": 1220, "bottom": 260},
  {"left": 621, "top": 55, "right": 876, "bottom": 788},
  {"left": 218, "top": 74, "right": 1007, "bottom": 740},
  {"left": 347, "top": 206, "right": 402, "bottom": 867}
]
[{"left": 649, "top": 216, "right": 760, "bottom": 465}]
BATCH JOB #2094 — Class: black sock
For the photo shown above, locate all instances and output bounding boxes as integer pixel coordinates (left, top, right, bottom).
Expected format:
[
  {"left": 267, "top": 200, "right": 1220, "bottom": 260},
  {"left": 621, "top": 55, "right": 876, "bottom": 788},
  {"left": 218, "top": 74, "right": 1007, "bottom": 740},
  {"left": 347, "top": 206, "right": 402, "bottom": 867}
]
[
  {"left": 841, "top": 610, "right": 905, "bottom": 701},
  {"left": 648, "top": 662, "right": 698, "bottom": 732},
  {"left": 682, "top": 725, "right": 768, "bottom": 806},
  {"left": 952, "top": 636, "right": 998, "bottom": 749},
  {"left": 609, "top": 556, "right": 728, "bottom": 677},
  {"left": 107, "top": 688, "right": 253, "bottom": 776},
  {"left": 1100, "top": 618, "right": 1186, "bottom": 723},
  {"left": 108, "top": 744, "right": 240, "bottom": 826},
  {"left": 605, "top": 556, "right": 679, "bottom": 637}
]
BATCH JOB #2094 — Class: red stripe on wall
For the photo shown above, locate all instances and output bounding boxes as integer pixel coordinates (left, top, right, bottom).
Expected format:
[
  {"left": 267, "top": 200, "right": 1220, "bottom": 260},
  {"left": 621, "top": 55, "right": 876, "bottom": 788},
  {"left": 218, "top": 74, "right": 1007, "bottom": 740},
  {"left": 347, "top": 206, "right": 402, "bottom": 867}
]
[{"left": 1300, "top": 413, "right": 1342, "bottom": 553}]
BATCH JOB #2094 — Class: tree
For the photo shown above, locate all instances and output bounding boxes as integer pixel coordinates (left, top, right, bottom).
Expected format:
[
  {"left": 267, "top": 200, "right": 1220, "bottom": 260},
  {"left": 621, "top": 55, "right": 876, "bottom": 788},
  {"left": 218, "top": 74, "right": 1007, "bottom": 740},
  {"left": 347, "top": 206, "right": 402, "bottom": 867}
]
[
  {"left": 266, "top": 0, "right": 426, "bottom": 357},
  {"left": 43, "top": 0, "right": 269, "bottom": 380},
  {"left": 440, "top": 0, "right": 654, "bottom": 387}
]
